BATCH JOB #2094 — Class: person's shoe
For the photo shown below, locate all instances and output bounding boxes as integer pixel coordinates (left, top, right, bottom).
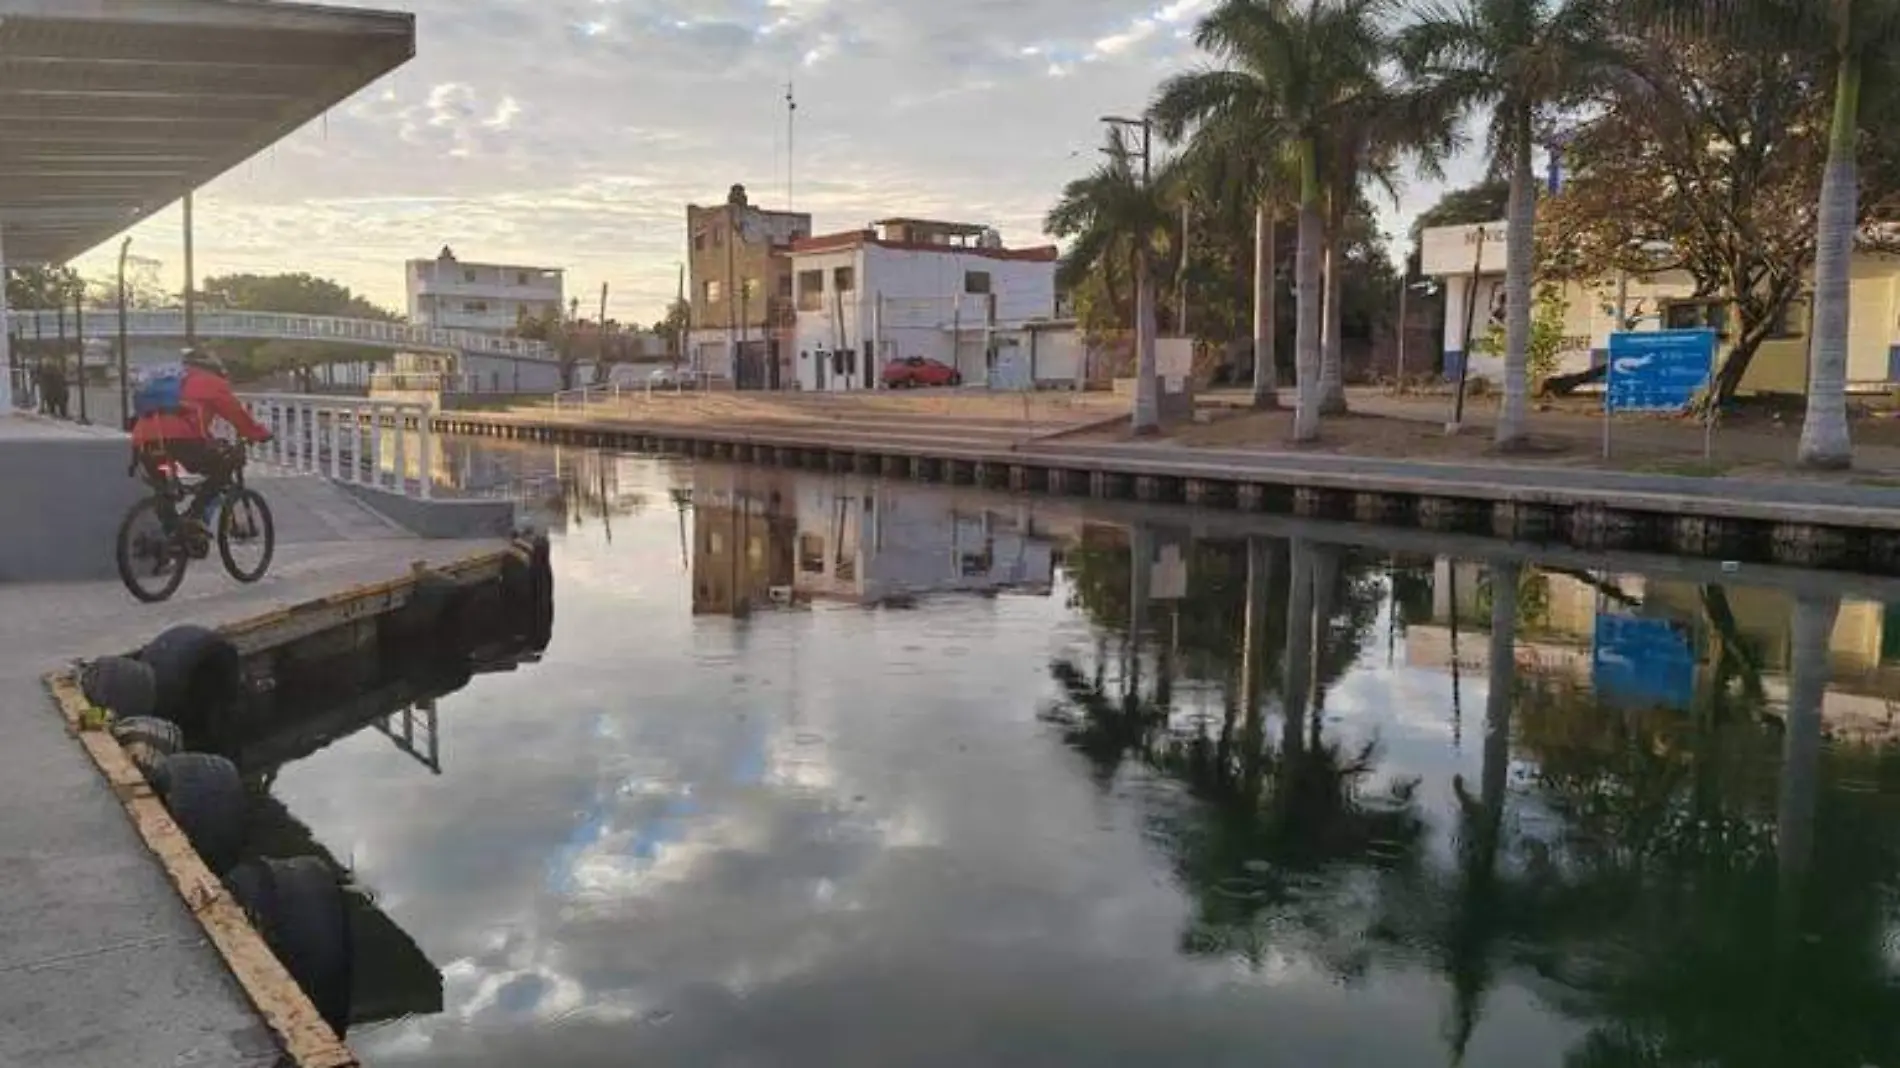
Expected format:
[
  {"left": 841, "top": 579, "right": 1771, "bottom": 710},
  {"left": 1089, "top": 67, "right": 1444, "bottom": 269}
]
[{"left": 183, "top": 518, "right": 212, "bottom": 560}]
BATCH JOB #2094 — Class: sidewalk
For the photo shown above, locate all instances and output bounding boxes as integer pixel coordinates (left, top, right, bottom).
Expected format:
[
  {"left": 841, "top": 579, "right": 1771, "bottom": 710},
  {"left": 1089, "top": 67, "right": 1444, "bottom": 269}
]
[{"left": 0, "top": 474, "right": 504, "bottom": 1067}]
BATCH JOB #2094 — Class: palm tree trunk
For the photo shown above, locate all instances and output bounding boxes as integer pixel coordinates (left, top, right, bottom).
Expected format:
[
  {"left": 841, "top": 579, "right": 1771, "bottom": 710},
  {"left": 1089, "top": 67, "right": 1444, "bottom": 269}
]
[
  {"left": 1132, "top": 245, "right": 1160, "bottom": 434},
  {"left": 1320, "top": 228, "right": 1347, "bottom": 415},
  {"left": 1293, "top": 141, "right": 1323, "bottom": 442},
  {"left": 1282, "top": 537, "right": 1315, "bottom": 761},
  {"left": 1778, "top": 593, "right": 1837, "bottom": 935},
  {"left": 1496, "top": 120, "right": 1536, "bottom": 451},
  {"left": 1797, "top": 55, "right": 1862, "bottom": 470},
  {"left": 1252, "top": 200, "right": 1279, "bottom": 409}
]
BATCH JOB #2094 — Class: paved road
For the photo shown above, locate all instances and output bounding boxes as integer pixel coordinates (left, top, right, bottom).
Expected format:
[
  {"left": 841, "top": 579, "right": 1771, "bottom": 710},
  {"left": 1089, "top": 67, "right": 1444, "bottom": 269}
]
[{"left": 0, "top": 475, "right": 502, "bottom": 1068}]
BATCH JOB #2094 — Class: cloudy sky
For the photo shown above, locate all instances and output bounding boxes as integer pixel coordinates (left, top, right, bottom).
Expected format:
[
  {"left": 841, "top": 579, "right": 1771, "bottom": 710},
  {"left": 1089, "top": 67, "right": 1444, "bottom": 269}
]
[{"left": 71, "top": 0, "right": 1482, "bottom": 325}]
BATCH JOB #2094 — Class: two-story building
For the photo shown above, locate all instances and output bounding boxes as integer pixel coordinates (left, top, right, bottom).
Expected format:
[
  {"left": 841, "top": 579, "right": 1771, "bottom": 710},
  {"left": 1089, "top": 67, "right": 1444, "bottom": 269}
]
[
  {"left": 1422, "top": 220, "right": 1900, "bottom": 393},
  {"left": 406, "top": 246, "right": 564, "bottom": 335},
  {"left": 685, "top": 184, "right": 811, "bottom": 388},
  {"left": 786, "top": 219, "right": 1059, "bottom": 391}
]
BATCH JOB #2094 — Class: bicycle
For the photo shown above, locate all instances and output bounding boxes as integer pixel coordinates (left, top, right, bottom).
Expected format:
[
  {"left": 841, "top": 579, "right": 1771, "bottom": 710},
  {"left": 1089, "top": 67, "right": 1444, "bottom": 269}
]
[{"left": 115, "top": 442, "right": 277, "bottom": 603}]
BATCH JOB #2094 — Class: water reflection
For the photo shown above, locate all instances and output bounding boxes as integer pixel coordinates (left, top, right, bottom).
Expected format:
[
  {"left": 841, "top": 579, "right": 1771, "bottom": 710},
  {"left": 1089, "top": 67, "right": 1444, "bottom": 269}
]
[{"left": 271, "top": 440, "right": 1900, "bottom": 1067}]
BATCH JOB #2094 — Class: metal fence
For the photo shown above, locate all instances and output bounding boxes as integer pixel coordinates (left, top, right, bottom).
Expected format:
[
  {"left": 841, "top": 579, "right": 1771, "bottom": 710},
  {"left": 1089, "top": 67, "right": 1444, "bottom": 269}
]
[
  {"left": 239, "top": 392, "right": 435, "bottom": 500},
  {"left": 13, "top": 308, "right": 555, "bottom": 362}
]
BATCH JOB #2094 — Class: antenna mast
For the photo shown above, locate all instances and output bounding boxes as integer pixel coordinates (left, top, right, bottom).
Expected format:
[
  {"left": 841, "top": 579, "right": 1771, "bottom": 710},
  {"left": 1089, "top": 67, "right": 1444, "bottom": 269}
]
[{"left": 786, "top": 81, "right": 797, "bottom": 214}]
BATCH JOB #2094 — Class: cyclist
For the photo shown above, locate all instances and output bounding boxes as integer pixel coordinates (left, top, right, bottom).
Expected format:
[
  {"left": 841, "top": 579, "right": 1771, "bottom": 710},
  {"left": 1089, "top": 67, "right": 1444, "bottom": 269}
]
[{"left": 129, "top": 348, "right": 273, "bottom": 555}]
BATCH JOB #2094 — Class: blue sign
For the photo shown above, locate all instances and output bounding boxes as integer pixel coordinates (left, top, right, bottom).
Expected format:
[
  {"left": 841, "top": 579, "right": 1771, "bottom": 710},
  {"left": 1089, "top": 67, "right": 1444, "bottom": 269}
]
[
  {"left": 1591, "top": 614, "right": 1697, "bottom": 710},
  {"left": 1605, "top": 330, "right": 1718, "bottom": 413}
]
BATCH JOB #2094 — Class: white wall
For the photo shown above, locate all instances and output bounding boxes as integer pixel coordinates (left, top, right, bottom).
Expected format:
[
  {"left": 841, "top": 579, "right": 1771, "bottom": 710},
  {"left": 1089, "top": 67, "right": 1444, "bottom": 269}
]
[{"left": 789, "top": 242, "right": 1057, "bottom": 390}]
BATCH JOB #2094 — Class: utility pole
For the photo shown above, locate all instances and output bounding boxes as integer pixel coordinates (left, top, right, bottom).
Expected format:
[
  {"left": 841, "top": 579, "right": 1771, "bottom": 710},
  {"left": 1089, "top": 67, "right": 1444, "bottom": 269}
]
[
  {"left": 73, "top": 281, "right": 85, "bottom": 424},
  {"left": 786, "top": 82, "right": 797, "bottom": 214},
  {"left": 1178, "top": 199, "right": 1190, "bottom": 335},
  {"left": 597, "top": 281, "right": 609, "bottom": 380}
]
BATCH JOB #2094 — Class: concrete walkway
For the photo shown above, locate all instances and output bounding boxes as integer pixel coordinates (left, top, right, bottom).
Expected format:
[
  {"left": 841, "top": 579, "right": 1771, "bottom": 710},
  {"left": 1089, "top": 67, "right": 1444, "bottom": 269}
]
[
  {"left": 0, "top": 474, "right": 504, "bottom": 1067},
  {"left": 1018, "top": 438, "right": 1900, "bottom": 527}
]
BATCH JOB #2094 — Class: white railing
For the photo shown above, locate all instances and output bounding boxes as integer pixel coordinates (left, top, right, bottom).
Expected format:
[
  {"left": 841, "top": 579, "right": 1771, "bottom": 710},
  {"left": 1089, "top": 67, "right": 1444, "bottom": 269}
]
[
  {"left": 239, "top": 392, "right": 435, "bottom": 500},
  {"left": 12, "top": 308, "right": 556, "bottom": 362}
]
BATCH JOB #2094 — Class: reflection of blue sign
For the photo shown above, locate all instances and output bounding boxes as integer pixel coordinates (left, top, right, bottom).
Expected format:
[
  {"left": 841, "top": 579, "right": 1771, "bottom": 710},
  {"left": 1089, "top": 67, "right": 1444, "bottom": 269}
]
[
  {"left": 1605, "top": 330, "right": 1717, "bottom": 413},
  {"left": 1592, "top": 614, "right": 1696, "bottom": 710}
]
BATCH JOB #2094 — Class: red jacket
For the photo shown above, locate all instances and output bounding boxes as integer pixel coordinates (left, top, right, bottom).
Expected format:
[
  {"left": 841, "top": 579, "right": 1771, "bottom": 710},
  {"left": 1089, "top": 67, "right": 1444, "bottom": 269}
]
[{"left": 130, "top": 368, "right": 273, "bottom": 448}]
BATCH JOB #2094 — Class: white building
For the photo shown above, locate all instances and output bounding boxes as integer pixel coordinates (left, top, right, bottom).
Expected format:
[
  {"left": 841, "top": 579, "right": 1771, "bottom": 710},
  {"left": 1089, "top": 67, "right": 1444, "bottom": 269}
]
[
  {"left": 407, "top": 246, "right": 564, "bottom": 335},
  {"left": 787, "top": 219, "right": 1059, "bottom": 391}
]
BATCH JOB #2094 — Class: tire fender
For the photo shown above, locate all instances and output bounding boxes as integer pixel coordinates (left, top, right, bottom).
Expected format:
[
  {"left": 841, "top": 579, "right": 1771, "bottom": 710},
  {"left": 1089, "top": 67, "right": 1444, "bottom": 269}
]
[
  {"left": 81, "top": 656, "right": 158, "bottom": 719},
  {"left": 149, "top": 752, "right": 248, "bottom": 876},
  {"left": 138, "top": 625, "right": 242, "bottom": 747}
]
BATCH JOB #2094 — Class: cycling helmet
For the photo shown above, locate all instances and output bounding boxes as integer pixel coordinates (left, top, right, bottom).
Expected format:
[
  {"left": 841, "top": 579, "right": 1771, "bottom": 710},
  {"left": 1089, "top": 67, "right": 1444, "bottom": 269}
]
[{"left": 181, "top": 347, "right": 226, "bottom": 376}]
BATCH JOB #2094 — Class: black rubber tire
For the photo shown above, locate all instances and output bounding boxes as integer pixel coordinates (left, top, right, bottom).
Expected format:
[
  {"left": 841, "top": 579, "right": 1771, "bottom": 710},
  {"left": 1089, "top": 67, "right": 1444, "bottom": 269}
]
[
  {"left": 138, "top": 624, "right": 242, "bottom": 747},
  {"left": 500, "top": 545, "right": 535, "bottom": 634},
  {"left": 217, "top": 488, "right": 276, "bottom": 584},
  {"left": 149, "top": 752, "right": 248, "bottom": 876},
  {"left": 224, "top": 857, "right": 354, "bottom": 1037},
  {"left": 949, "top": 372, "right": 963, "bottom": 387},
  {"left": 116, "top": 496, "right": 189, "bottom": 603},
  {"left": 120, "top": 740, "right": 169, "bottom": 780},
  {"left": 81, "top": 656, "right": 158, "bottom": 718},
  {"left": 110, "top": 715, "right": 184, "bottom": 756}
]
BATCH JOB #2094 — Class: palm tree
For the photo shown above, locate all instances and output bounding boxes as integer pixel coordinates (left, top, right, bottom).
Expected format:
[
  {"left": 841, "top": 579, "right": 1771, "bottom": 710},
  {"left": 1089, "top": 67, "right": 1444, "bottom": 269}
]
[
  {"left": 1165, "top": 0, "right": 1389, "bottom": 441},
  {"left": 1400, "top": 0, "right": 1620, "bottom": 450},
  {"left": 1046, "top": 125, "right": 1171, "bottom": 433},
  {"left": 1150, "top": 21, "right": 1301, "bottom": 411},
  {"left": 1635, "top": 1, "right": 1900, "bottom": 468}
]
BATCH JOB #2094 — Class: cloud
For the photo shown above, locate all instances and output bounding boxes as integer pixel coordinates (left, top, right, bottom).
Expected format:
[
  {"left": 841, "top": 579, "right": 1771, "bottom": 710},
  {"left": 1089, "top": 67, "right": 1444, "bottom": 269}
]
[{"left": 64, "top": 0, "right": 1458, "bottom": 323}]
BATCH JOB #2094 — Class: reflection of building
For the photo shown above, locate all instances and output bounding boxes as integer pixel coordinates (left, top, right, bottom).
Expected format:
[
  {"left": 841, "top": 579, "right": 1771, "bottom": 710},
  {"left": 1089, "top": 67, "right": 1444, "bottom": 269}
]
[
  {"left": 691, "top": 466, "right": 797, "bottom": 616},
  {"left": 1403, "top": 556, "right": 1900, "bottom": 741},
  {"left": 688, "top": 466, "right": 1063, "bottom": 614},
  {"left": 787, "top": 479, "right": 1059, "bottom": 604}
]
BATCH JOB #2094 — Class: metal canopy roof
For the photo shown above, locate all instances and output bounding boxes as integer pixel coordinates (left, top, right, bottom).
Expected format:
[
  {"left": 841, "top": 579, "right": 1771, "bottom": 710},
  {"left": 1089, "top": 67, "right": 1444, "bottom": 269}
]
[{"left": 0, "top": 0, "right": 414, "bottom": 265}]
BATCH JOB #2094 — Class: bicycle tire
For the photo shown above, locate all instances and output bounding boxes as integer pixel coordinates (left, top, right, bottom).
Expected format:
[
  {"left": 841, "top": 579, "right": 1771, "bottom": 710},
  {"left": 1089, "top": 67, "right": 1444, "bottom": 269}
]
[
  {"left": 217, "top": 488, "right": 276, "bottom": 584},
  {"left": 116, "top": 496, "right": 189, "bottom": 603}
]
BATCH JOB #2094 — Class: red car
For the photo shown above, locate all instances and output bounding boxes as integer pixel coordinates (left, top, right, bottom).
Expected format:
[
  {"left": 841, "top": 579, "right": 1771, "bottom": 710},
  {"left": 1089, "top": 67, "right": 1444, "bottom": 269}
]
[{"left": 881, "top": 356, "right": 962, "bottom": 389}]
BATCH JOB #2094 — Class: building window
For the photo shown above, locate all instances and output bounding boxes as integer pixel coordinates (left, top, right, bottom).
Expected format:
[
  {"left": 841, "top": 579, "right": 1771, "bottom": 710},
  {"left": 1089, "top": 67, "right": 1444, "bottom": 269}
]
[
  {"left": 703, "top": 280, "right": 723, "bottom": 303},
  {"left": 833, "top": 267, "right": 855, "bottom": 293},
  {"left": 516, "top": 271, "right": 530, "bottom": 285},
  {"left": 712, "top": 227, "right": 724, "bottom": 248},
  {"left": 464, "top": 300, "right": 489, "bottom": 313},
  {"left": 742, "top": 278, "right": 761, "bottom": 301},
  {"left": 797, "top": 270, "right": 824, "bottom": 312},
  {"left": 415, "top": 264, "right": 429, "bottom": 279},
  {"left": 965, "top": 270, "right": 992, "bottom": 294},
  {"left": 464, "top": 268, "right": 478, "bottom": 283},
  {"left": 1768, "top": 299, "right": 1809, "bottom": 339},
  {"left": 693, "top": 231, "right": 707, "bottom": 252},
  {"left": 1665, "top": 300, "right": 1729, "bottom": 336},
  {"left": 798, "top": 533, "right": 825, "bottom": 575},
  {"left": 777, "top": 273, "right": 794, "bottom": 298}
]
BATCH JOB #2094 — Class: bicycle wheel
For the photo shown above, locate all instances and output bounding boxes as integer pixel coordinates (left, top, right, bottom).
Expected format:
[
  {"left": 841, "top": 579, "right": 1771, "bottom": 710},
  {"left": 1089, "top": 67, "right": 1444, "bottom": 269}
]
[
  {"left": 116, "top": 496, "right": 189, "bottom": 603},
  {"left": 217, "top": 488, "right": 275, "bottom": 584}
]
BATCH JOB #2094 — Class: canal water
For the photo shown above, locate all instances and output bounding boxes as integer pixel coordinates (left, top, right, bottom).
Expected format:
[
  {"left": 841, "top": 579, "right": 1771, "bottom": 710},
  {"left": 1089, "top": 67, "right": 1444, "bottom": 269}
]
[{"left": 275, "top": 440, "right": 1900, "bottom": 1067}]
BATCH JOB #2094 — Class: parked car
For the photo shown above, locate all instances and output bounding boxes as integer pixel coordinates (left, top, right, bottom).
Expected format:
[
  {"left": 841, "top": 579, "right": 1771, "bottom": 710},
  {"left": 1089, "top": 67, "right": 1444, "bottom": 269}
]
[
  {"left": 882, "top": 356, "right": 962, "bottom": 389},
  {"left": 647, "top": 366, "right": 700, "bottom": 392}
]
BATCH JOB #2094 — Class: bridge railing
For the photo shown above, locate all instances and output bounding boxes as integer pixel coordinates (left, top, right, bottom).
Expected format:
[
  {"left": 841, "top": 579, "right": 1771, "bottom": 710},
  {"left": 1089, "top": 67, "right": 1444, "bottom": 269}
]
[
  {"left": 239, "top": 391, "right": 435, "bottom": 500},
  {"left": 11, "top": 308, "right": 555, "bottom": 362}
]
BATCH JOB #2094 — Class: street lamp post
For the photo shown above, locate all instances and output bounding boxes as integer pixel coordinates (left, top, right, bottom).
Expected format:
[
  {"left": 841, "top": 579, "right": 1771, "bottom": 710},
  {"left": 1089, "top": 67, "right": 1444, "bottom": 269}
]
[
  {"left": 1102, "top": 114, "right": 1156, "bottom": 434},
  {"left": 116, "top": 238, "right": 131, "bottom": 429}
]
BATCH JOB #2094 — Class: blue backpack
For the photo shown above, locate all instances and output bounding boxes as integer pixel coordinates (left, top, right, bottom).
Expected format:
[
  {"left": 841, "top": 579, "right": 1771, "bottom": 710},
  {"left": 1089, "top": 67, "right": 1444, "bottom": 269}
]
[{"left": 133, "top": 364, "right": 189, "bottom": 419}]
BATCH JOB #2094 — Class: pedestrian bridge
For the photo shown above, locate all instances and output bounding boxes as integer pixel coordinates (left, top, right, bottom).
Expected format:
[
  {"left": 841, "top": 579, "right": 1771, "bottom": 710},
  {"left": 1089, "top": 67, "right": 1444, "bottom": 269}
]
[{"left": 8, "top": 308, "right": 555, "bottom": 363}]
